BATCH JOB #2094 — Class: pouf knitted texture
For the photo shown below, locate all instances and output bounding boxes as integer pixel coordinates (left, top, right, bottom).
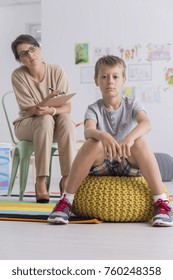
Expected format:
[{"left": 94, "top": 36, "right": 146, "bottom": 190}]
[{"left": 73, "top": 176, "right": 168, "bottom": 222}]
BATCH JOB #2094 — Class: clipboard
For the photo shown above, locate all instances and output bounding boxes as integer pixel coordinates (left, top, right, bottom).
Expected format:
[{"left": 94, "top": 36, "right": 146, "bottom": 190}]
[{"left": 38, "top": 93, "right": 76, "bottom": 107}]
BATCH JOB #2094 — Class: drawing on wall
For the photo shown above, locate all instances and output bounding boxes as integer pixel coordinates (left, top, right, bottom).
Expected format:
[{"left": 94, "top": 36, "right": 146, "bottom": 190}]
[
  {"left": 139, "top": 86, "right": 162, "bottom": 103},
  {"left": 122, "top": 87, "right": 136, "bottom": 98},
  {"left": 75, "top": 41, "right": 172, "bottom": 102},
  {"left": 128, "top": 64, "right": 152, "bottom": 81},
  {"left": 75, "top": 43, "right": 89, "bottom": 64},
  {"left": 147, "top": 43, "right": 171, "bottom": 61},
  {"left": 122, "top": 86, "right": 161, "bottom": 103},
  {"left": 117, "top": 44, "right": 141, "bottom": 61},
  {"left": 165, "top": 67, "right": 173, "bottom": 85},
  {"left": 80, "top": 66, "right": 94, "bottom": 83},
  {"left": 26, "top": 23, "right": 41, "bottom": 44},
  {"left": 92, "top": 46, "right": 115, "bottom": 63}
]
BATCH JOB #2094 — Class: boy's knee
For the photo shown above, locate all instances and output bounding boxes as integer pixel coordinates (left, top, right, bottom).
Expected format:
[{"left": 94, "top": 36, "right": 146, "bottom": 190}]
[
  {"left": 82, "top": 138, "right": 103, "bottom": 153},
  {"left": 133, "top": 137, "right": 148, "bottom": 151}
]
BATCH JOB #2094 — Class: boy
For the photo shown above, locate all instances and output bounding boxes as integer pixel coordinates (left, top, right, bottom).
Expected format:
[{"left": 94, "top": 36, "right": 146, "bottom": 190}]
[{"left": 48, "top": 55, "right": 173, "bottom": 226}]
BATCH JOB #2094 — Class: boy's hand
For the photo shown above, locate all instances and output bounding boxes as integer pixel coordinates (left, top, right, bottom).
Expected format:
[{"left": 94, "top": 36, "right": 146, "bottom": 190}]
[
  {"left": 119, "top": 137, "right": 135, "bottom": 158},
  {"left": 100, "top": 132, "right": 122, "bottom": 162}
]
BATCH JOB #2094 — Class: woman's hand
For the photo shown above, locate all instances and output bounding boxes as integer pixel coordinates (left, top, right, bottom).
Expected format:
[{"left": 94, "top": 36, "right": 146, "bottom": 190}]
[
  {"left": 34, "top": 106, "right": 54, "bottom": 116},
  {"left": 27, "top": 106, "right": 54, "bottom": 116}
]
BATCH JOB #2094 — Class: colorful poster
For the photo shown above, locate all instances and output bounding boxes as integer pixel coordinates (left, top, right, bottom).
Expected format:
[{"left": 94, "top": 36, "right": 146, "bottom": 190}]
[
  {"left": 147, "top": 44, "right": 171, "bottom": 61},
  {"left": 122, "top": 87, "right": 136, "bottom": 98},
  {"left": 75, "top": 43, "right": 89, "bottom": 64},
  {"left": 165, "top": 67, "right": 173, "bottom": 85},
  {"left": 117, "top": 44, "right": 141, "bottom": 61}
]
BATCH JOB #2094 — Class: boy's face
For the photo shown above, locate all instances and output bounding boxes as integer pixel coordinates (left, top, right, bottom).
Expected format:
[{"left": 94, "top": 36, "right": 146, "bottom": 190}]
[{"left": 95, "top": 64, "right": 126, "bottom": 98}]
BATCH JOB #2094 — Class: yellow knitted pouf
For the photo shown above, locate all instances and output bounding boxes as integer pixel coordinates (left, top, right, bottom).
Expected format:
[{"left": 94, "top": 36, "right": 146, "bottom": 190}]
[{"left": 73, "top": 176, "right": 168, "bottom": 222}]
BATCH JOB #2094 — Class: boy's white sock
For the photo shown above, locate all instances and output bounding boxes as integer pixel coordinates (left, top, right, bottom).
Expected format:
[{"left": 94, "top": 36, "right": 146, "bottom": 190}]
[
  {"left": 64, "top": 191, "right": 75, "bottom": 205},
  {"left": 153, "top": 193, "right": 167, "bottom": 203}
]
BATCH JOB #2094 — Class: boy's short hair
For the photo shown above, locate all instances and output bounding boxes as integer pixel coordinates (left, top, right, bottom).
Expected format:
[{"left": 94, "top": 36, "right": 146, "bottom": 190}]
[{"left": 94, "top": 55, "right": 126, "bottom": 79}]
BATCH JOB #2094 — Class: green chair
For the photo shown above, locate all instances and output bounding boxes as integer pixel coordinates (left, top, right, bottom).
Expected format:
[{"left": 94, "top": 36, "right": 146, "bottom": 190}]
[{"left": 2, "top": 91, "right": 57, "bottom": 201}]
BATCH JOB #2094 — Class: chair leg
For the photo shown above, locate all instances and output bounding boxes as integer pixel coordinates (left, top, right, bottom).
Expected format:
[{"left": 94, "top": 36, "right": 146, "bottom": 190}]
[
  {"left": 46, "top": 154, "right": 53, "bottom": 193},
  {"left": 7, "top": 151, "right": 20, "bottom": 196},
  {"left": 17, "top": 141, "right": 34, "bottom": 201},
  {"left": 19, "top": 157, "right": 31, "bottom": 201}
]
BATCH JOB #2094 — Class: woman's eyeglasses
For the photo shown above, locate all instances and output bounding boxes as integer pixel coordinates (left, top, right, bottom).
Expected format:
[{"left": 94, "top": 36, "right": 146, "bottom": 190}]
[{"left": 18, "top": 45, "right": 37, "bottom": 59}]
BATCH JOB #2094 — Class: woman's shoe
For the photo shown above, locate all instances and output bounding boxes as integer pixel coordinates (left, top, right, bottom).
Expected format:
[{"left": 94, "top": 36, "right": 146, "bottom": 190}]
[
  {"left": 36, "top": 194, "right": 50, "bottom": 203},
  {"left": 35, "top": 184, "right": 50, "bottom": 203}
]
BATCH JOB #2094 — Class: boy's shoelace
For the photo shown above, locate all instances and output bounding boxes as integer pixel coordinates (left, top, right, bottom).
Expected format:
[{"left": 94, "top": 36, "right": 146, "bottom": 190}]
[
  {"left": 154, "top": 199, "right": 171, "bottom": 214},
  {"left": 53, "top": 195, "right": 71, "bottom": 212}
]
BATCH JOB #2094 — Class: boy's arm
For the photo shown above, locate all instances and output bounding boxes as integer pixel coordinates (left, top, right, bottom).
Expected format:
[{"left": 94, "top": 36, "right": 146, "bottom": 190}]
[
  {"left": 126, "top": 110, "right": 151, "bottom": 141},
  {"left": 119, "top": 111, "right": 152, "bottom": 158},
  {"left": 84, "top": 119, "right": 102, "bottom": 140},
  {"left": 84, "top": 119, "right": 122, "bottom": 162}
]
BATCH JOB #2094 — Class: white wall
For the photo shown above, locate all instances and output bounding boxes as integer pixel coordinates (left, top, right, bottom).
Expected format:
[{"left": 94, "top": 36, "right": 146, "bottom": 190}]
[
  {"left": 0, "top": 2, "right": 41, "bottom": 142},
  {"left": 42, "top": 0, "right": 173, "bottom": 155},
  {"left": 1, "top": 0, "right": 173, "bottom": 156}
]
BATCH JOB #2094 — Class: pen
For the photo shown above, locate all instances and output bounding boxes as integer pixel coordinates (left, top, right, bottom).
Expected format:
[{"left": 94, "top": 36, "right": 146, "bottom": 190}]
[
  {"left": 48, "top": 87, "right": 54, "bottom": 91},
  {"left": 48, "top": 87, "right": 66, "bottom": 96}
]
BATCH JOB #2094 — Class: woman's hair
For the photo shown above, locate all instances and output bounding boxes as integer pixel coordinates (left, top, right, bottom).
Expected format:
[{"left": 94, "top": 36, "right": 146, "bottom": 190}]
[
  {"left": 94, "top": 55, "right": 126, "bottom": 79},
  {"left": 11, "top": 34, "right": 40, "bottom": 60}
]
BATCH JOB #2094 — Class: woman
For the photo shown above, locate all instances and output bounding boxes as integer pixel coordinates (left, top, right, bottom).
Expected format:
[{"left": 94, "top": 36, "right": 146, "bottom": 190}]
[{"left": 11, "top": 34, "right": 76, "bottom": 203}]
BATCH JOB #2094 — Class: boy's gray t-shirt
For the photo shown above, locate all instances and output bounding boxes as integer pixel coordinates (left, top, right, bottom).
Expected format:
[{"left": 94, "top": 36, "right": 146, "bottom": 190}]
[{"left": 84, "top": 96, "right": 146, "bottom": 142}]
